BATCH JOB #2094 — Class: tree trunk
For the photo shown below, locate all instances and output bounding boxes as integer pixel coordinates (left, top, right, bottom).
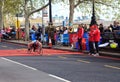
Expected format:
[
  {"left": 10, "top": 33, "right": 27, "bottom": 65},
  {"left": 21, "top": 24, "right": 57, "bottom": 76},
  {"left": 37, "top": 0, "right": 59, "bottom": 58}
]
[
  {"left": 0, "top": 0, "right": 4, "bottom": 29},
  {"left": 69, "top": 0, "right": 75, "bottom": 26},
  {"left": 24, "top": 0, "right": 30, "bottom": 41},
  {"left": 25, "top": 15, "right": 30, "bottom": 41}
]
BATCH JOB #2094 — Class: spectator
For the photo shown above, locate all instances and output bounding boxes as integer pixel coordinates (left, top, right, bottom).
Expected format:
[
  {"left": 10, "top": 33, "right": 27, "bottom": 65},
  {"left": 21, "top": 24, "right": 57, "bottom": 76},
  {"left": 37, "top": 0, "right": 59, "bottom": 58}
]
[
  {"left": 88, "top": 24, "right": 100, "bottom": 56},
  {"left": 88, "top": 25, "right": 95, "bottom": 55},
  {"left": 63, "top": 27, "right": 68, "bottom": 34},
  {"left": 102, "top": 26, "right": 112, "bottom": 43},
  {"left": 9, "top": 27, "right": 16, "bottom": 39},
  {"left": 58, "top": 26, "right": 63, "bottom": 34},
  {"left": 77, "top": 24, "right": 84, "bottom": 51},
  {"left": 58, "top": 27, "right": 63, "bottom": 44},
  {"left": 68, "top": 26, "right": 73, "bottom": 33},
  {"left": 36, "top": 26, "right": 42, "bottom": 41},
  {"left": 1, "top": 28, "right": 9, "bottom": 39},
  {"left": 30, "top": 25, "right": 36, "bottom": 40},
  {"left": 99, "top": 23, "right": 104, "bottom": 37},
  {"left": 93, "top": 25, "right": 100, "bottom": 56},
  {"left": 21, "top": 29, "right": 25, "bottom": 40},
  {"left": 111, "top": 21, "right": 119, "bottom": 31},
  {"left": 83, "top": 24, "right": 88, "bottom": 32},
  {"left": 6, "top": 27, "right": 11, "bottom": 35},
  {"left": 30, "top": 25, "right": 36, "bottom": 34},
  {"left": 104, "top": 26, "right": 112, "bottom": 32}
]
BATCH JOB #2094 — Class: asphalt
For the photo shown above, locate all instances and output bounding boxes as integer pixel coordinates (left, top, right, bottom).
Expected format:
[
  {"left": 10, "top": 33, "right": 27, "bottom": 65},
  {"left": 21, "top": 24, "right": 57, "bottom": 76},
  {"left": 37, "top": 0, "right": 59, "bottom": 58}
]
[{"left": 2, "top": 40, "right": 120, "bottom": 58}]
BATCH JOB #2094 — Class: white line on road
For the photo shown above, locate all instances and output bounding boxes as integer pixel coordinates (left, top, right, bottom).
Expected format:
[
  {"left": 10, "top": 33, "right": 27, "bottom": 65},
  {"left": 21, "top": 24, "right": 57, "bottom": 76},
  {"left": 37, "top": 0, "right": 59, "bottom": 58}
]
[
  {"left": 77, "top": 59, "right": 90, "bottom": 63},
  {"left": 104, "top": 65, "right": 120, "bottom": 70},
  {"left": 1, "top": 57, "right": 37, "bottom": 71},
  {"left": 58, "top": 56, "right": 67, "bottom": 59},
  {"left": 49, "top": 74, "right": 71, "bottom": 82},
  {"left": 2, "top": 46, "right": 7, "bottom": 47},
  {"left": 1, "top": 57, "right": 70, "bottom": 82}
]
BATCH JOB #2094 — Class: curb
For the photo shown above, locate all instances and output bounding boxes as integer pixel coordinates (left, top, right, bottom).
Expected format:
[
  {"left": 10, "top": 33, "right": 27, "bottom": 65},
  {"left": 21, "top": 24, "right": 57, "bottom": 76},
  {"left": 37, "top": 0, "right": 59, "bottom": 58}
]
[{"left": 99, "top": 52, "right": 120, "bottom": 58}]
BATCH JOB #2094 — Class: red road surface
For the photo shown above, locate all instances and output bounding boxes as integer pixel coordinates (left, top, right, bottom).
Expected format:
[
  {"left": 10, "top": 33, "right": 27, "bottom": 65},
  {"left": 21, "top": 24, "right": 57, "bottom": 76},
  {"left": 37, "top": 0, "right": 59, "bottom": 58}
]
[{"left": 0, "top": 49, "right": 82, "bottom": 56}]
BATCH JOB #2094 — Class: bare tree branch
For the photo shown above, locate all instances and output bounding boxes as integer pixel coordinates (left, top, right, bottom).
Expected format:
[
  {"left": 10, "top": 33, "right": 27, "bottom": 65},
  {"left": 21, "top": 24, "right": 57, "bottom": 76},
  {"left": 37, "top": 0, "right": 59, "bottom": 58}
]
[
  {"left": 28, "top": 2, "right": 49, "bottom": 17},
  {"left": 74, "top": 0, "right": 89, "bottom": 8},
  {"left": 29, "top": 0, "right": 34, "bottom": 10}
]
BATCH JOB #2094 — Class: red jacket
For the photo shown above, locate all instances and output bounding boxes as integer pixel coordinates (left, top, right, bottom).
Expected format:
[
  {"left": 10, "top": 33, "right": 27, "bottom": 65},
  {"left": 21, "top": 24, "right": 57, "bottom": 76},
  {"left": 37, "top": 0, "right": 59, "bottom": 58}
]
[
  {"left": 89, "top": 30, "right": 94, "bottom": 42},
  {"left": 77, "top": 27, "right": 84, "bottom": 39},
  {"left": 89, "top": 25, "right": 100, "bottom": 42},
  {"left": 93, "top": 28, "right": 100, "bottom": 42},
  {"left": 89, "top": 25, "right": 95, "bottom": 42},
  {"left": 92, "top": 25, "right": 100, "bottom": 42}
]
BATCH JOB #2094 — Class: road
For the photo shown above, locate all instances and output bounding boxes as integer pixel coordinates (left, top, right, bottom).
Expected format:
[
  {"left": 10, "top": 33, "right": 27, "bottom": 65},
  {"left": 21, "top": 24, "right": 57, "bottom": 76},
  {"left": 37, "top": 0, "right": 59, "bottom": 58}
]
[{"left": 0, "top": 42, "right": 120, "bottom": 82}]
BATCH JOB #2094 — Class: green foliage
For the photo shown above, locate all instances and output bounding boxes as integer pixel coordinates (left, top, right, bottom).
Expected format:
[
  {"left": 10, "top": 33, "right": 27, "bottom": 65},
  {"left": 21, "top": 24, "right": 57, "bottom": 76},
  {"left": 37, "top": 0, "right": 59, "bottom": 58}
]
[
  {"left": 55, "top": 0, "right": 120, "bottom": 20},
  {"left": 85, "top": 0, "right": 120, "bottom": 20},
  {"left": 3, "top": 0, "right": 22, "bottom": 15},
  {"left": 2, "top": 0, "right": 120, "bottom": 20}
]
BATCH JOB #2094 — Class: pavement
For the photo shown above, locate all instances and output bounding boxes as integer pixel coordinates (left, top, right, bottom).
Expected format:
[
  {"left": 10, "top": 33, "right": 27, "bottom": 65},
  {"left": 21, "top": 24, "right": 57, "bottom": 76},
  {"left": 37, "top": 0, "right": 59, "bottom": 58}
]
[{"left": 2, "top": 39, "right": 120, "bottom": 58}]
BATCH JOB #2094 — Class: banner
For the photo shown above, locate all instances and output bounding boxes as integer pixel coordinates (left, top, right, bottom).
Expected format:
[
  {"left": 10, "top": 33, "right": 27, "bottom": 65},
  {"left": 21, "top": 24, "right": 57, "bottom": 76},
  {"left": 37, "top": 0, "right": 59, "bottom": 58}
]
[
  {"left": 63, "top": 34, "right": 69, "bottom": 44},
  {"left": 69, "top": 33, "right": 78, "bottom": 44}
]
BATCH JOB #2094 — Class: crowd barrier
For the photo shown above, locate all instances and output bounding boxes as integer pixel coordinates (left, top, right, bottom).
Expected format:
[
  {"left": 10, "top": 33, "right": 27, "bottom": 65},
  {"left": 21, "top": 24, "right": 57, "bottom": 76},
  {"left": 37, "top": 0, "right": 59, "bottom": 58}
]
[
  {"left": 30, "top": 30, "right": 120, "bottom": 50},
  {"left": 44, "top": 32, "right": 90, "bottom": 51}
]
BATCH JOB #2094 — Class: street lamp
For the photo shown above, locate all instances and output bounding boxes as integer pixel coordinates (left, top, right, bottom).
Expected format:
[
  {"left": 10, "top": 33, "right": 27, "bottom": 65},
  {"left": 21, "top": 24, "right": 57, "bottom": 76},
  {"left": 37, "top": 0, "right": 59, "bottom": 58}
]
[
  {"left": 49, "top": 0, "right": 52, "bottom": 25},
  {"left": 47, "top": 0, "right": 54, "bottom": 46},
  {"left": 90, "top": 0, "right": 97, "bottom": 26}
]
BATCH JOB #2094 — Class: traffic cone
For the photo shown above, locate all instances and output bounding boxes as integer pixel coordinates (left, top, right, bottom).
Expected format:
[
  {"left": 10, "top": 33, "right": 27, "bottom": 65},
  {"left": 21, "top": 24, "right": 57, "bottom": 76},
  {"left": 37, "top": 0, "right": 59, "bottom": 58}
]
[{"left": 49, "top": 38, "right": 52, "bottom": 48}]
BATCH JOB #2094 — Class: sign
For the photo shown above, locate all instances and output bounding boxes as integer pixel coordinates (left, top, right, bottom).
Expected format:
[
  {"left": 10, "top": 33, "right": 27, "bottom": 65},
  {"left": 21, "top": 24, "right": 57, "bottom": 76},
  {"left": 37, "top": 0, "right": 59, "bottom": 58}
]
[
  {"left": 42, "top": 8, "right": 48, "bottom": 17},
  {"left": 15, "top": 20, "right": 20, "bottom": 29}
]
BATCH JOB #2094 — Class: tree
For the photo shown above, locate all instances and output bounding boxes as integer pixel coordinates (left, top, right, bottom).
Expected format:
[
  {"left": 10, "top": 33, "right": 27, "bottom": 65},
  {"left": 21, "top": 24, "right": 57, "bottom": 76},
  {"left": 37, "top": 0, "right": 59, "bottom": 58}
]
[
  {"left": 0, "top": 0, "right": 22, "bottom": 29},
  {"left": 23, "top": 0, "right": 49, "bottom": 41},
  {"left": 0, "top": 0, "right": 49, "bottom": 41},
  {"left": 53, "top": 0, "right": 120, "bottom": 26},
  {"left": 0, "top": 0, "right": 4, "bottom": 28}
]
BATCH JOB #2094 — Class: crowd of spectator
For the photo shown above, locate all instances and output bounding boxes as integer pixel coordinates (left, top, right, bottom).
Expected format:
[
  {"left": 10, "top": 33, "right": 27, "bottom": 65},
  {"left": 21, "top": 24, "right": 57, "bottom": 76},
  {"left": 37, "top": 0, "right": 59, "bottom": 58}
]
[{"left": 0, "top": 26, "right": 25, "bottom": 40}]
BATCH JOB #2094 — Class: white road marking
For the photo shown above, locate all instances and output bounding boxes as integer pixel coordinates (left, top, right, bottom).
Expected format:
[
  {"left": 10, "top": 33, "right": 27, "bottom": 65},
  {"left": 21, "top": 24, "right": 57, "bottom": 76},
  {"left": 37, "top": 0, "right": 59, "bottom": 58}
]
[
  {"left": 104, "top": 65, "right": 120, "bottom": 70},
  {"left": 2, "top": 46, "right": 7, "bottom": 47},
  {"left": 1, "top": 57, "right": 37, "bottom": 70},
  {"left": 49, "top": 74, "right": 71, "bottom": 82},
  {"left": 1, "top": 57, "right": 70, "bottom": 82},
  {"left": 58, "top": 56, "right": 67, "bottom": 59},
  {"left": 77, "top": 59, "right": 90, "bottom": 63}
]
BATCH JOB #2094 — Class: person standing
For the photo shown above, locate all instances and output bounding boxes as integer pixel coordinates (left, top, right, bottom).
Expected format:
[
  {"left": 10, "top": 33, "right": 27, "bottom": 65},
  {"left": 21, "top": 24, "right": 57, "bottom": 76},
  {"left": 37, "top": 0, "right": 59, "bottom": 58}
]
[
  {"left": 77, "top": 24, "right": 84, "bottom": 51},
  {"left": 93, "top": 25, "right": 100, "bottom": 56},
  {"left": 36, "top": 26, "right": 42, "bottom": 41},
  {"left": 99, "top": 23, "right": 104, "bottom": 37},
  {"left": 88, "top": 25, "right": 95, "bottom": 55},
  {"left": 111, "top": 21, "right": 119, "bottom": 31},
  {"left": 68, "top": 26, "right": 73, "bottom": 33},
  {"left": 30, "top": 25, "right": 36, "bottom": 40}
]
